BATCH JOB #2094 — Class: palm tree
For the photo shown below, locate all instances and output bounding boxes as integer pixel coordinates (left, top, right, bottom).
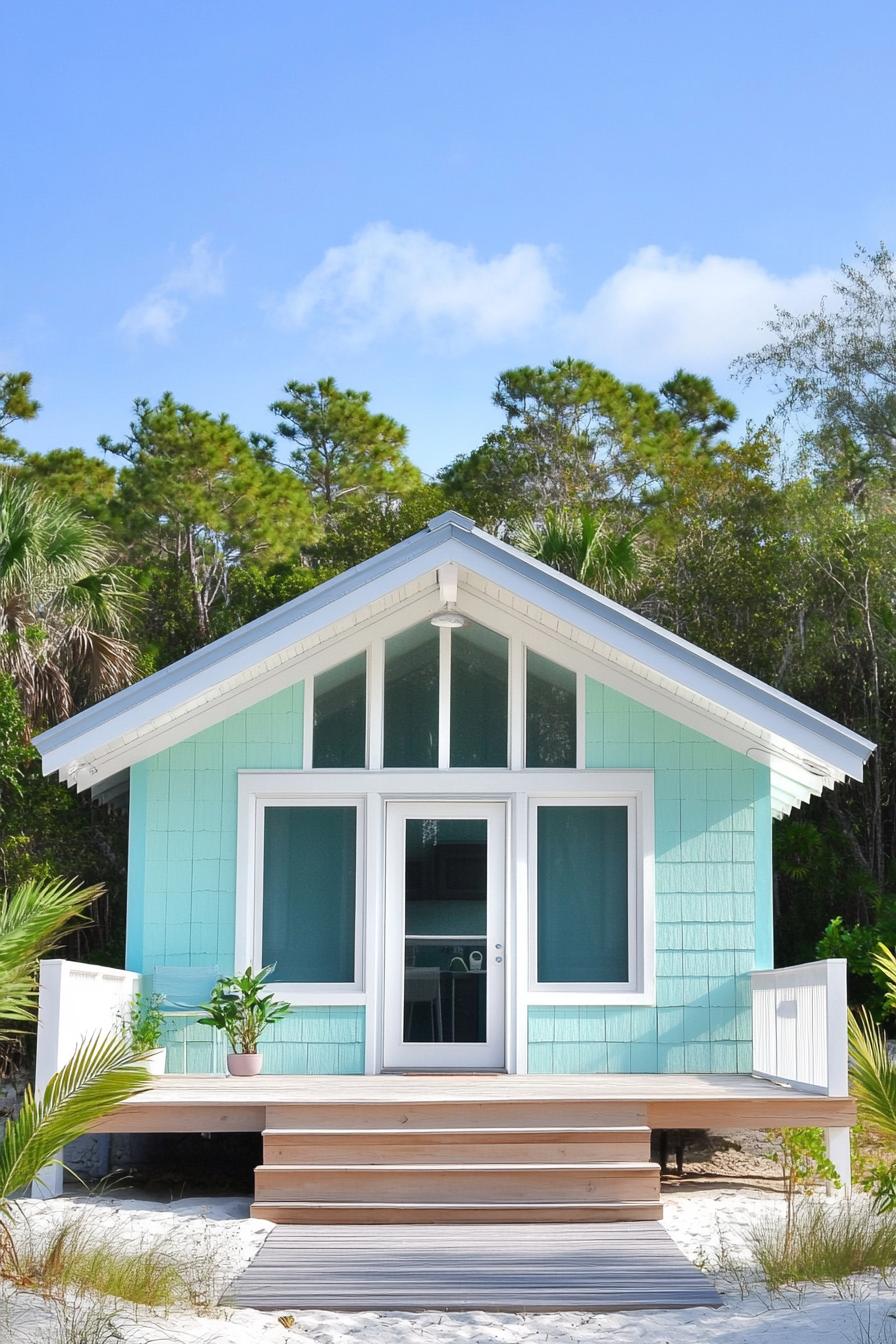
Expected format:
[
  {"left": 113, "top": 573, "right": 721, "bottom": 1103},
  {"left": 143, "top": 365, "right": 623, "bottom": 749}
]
[
  {"left": 0, "top": 478, "right": 139, "bottom": 725},
  {"left": 512, "top": 507, "right": 644, "bottom": 601},
  {"left": 0, "top": 877, "right": 150, "bottom": 1261}
]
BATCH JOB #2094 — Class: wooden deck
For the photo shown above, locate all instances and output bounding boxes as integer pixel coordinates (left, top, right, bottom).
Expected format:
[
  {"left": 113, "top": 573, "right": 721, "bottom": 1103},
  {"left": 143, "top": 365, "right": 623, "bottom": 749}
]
[
  {"left": 223, "top": 1221, "right": 723, "bottom": 1312},
  {"left": 96, "top": 1071, "right": 856, "bottom": 1133},
  {"left": 92, "top": 1073, "right": 853, "bottom": 1226}
]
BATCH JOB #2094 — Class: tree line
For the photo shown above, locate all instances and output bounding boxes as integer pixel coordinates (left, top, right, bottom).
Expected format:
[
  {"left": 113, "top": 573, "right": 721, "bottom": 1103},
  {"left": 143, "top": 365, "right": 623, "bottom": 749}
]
[{"left": 1, "top": 244, "right": 895, "bottom": 1013}]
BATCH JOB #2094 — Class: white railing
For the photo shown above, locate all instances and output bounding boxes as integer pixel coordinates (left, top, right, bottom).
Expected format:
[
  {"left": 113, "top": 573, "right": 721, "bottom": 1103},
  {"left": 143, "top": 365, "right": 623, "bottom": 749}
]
[
  {"left": 32, "top": 959, "right": 141, "bottom": 1197},
  {"left": 751, "top": 958, "right": 848, "bottom": 1096}
]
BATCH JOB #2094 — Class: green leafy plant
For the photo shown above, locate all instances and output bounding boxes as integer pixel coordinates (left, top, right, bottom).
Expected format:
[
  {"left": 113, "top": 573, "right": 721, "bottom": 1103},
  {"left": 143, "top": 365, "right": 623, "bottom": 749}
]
[
  {"left": 766, "top": 1126, "right": 840, "bottom": 1251},
  {"left": 117, "top": 992, "right": 164, "bottom": 1052},
  {"left": 197, "top": 965, "right": 290, "bottom": 1055},
  {"left": 819, "top": 916, "right": 896, "bottom": 1024}
]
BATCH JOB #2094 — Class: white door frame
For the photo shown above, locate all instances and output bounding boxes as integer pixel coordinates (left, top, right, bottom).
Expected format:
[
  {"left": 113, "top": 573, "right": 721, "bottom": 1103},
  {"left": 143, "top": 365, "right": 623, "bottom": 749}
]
[{"left": 382, "top": 799, "right": 507, "bottom": 1070}]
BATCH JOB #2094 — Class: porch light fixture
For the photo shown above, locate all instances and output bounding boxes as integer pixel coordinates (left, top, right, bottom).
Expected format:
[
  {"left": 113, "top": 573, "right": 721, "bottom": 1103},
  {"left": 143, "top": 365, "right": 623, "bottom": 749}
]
[{"left": 432, "top": 562, "right": 465, "bottom": 626}]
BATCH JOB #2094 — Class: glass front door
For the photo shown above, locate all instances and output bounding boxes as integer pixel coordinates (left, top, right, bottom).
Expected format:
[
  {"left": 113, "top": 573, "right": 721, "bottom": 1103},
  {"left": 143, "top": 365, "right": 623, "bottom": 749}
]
[{"left": 383, "top": 802, "right": 506, "bottom": 1069}]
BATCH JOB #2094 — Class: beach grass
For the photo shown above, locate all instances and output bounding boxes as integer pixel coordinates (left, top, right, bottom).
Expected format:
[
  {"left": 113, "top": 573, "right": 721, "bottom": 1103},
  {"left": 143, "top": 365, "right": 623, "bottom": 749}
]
[
  {"left": 2, "top": 1210, "right": 219, "bottom": 1311},
  {"left": 747, "top": 1199, "right": 896, "bottom": 1292}
]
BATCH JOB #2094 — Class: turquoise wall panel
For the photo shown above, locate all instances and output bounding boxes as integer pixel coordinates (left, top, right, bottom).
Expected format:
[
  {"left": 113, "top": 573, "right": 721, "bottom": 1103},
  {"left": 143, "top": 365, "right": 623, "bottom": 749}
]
[
  {"left": 159, "top": 1006, "right": 365, "bottom": 1075},
  {"left": 126, "top": 682, "right": 304, "bottom": 974},
  {"left": 527, "top": 676, "right": 770, "bottom": 1075}
]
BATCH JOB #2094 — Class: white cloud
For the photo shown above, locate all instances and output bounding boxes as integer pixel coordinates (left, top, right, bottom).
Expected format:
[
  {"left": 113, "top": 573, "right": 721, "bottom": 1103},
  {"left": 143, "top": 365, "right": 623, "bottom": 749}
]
[
  {"left": 275, "top": 222, "right": 558, "bottom": 344},
  {"left": 273, "top": 229, "right": 834, "bottom": 371},
  {"left": 568, "top": 245, "right": 834, "bottom": 374},
  {"left": 119, "top": 236, "right": 226, "bottom": 344}
]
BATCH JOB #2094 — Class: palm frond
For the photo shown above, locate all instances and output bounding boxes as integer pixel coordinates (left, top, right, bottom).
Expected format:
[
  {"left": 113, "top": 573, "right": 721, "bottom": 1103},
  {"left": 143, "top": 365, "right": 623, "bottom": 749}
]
[
  {"left": 872, "top": 943, "right": 896, "bottom": 1015},
  {"left": 0, "top": 477, "right": 140, "bottom": 724},
  {"left": 0, "top": 877, "right": 102, "bottom": 1031},
  {"left": 0, "top": 1034, "right": 151, "bottom": 1199},
  {"left": 848, "top": 1003, "right": 896, "bottom": 1140},
  {"left": 512, "top": 506, "right": 643, "bottom": 599}
]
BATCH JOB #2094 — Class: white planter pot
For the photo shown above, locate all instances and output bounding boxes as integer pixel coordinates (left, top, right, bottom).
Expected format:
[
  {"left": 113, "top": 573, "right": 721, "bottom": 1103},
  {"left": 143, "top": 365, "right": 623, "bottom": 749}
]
[
  {"left": 144, "top": 1047, "right": 167, "bottom": 1076},
  {"left": 227, "top": 1051, "right": 262, "bottom": 1077}
]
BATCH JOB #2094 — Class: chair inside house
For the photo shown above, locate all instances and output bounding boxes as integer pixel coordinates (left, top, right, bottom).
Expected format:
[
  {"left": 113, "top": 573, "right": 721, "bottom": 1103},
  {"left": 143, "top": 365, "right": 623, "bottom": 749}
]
[
  {"left": 403, "top": 965, "right": 444, "bottom": 1042},
  {"left": 151, "top": 964, "right": 222, "bottom": 1073}
]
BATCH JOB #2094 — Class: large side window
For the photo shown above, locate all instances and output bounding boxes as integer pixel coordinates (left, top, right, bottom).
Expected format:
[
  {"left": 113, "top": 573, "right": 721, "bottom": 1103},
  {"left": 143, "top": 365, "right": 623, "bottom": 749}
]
[
  {"left": 312, "top": 653, "right": 367, "bottom": 768},
  {"left": 535, "top": 803, "right": 629, "bottom": 985},
  {"left": 261, "top": 805, "right": 358, "bottom": 984}
]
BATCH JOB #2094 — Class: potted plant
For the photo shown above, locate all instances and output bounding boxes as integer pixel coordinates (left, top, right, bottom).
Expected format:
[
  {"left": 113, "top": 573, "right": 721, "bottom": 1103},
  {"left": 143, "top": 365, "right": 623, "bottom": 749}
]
[
  {"left": 118, "top": 992, "right": 167, "bottom": 1075},
  {"left": 198, "top": 965, "right": 290, "bottom": 1076}
]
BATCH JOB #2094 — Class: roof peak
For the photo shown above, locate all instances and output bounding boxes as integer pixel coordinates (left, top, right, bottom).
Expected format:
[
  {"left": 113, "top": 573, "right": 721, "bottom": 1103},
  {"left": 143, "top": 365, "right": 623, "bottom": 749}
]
[{"left": 425, "top": 510, "right": 476, "bottom": 532}]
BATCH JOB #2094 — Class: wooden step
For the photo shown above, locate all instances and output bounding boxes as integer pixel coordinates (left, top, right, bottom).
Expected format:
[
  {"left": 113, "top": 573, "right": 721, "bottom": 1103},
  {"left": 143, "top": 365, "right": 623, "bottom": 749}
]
[
  {"left": 253, "top": 1162, "right": 660, "bottom": 1204},
  {"left": 264, "top": 1100, "right": 648, "bottom": 1130},
  {"left": 262, "top": 1126, "right": 651, "bottom": 1166},
  {"left": 249, "top": 1199, "right": 664, "bottom": 1224}
]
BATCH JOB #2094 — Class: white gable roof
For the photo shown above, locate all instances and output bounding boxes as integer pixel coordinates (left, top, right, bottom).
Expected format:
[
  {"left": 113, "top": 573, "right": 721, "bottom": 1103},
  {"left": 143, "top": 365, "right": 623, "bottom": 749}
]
[{"left": 34, "top": 511, "right": 874, "bottom": 816}]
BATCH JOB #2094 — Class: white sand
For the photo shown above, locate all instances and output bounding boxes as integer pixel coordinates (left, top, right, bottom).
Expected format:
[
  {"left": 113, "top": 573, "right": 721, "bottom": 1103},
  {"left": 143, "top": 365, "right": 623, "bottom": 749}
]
[{"left": 3, "top": 1189, "right": 896, "bottom": 1344}]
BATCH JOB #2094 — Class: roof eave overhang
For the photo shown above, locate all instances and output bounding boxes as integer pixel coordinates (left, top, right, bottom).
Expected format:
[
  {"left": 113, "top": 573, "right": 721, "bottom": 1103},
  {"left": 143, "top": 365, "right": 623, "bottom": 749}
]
[{"left": 35, "top": 512, "right": 875, "bottom": 803}]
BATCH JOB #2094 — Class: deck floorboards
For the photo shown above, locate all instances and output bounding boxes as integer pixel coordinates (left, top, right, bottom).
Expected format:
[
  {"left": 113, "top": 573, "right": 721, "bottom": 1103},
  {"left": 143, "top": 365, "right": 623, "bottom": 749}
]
[
  {"left": 224, "top": 1221, "right": 723, "bottom": 1312},
  {"left": 115, "top": 1071, "right": 816, "bottom": 1102}
]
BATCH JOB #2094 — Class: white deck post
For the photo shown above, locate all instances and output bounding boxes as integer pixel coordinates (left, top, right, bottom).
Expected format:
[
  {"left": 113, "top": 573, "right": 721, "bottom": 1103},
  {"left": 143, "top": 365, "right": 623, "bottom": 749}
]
[
  {"left": 31, "top": 959, "right": 142, "bottom": 1197},
  {"left": 32, "top": 959, "right": 67, "bottom": 1196},
  {"left": 825, "top": 1127, "right": 852, "bottom": 1195},
  {"left": 824, "top": 959, "right": 851, "bottom": 1194}
]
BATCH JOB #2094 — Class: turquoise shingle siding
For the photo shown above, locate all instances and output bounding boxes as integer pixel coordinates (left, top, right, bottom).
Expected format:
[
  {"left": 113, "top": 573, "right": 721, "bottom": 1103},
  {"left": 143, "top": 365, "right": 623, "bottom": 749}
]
[
  {"left": 527, "top": 677, "right": 771, "bottom": 1074},
  {"left": 159, "top": 1006, "right": 365, "bottom": 1075},
  {"left": 125, "top": 682, "right": 356, "bottom": 1073}
]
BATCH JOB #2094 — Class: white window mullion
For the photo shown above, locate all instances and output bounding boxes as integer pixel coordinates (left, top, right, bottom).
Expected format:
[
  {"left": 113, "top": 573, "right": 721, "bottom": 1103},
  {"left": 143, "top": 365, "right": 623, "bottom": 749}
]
[
  {"left": 509, "top": 638, "right": 524, "bottom": 771},
  {"left": 302, "top": 676, "right": 315, "bottom": 769},
  {"left": 367, "top": 640, "right": 384, "bottom": 770},
  {"left": 576, "top": 669, "right": 586, "bottom": 769},
  {"left": 511, "top": 790, "right": 529, "bottom": 1073},
  {"left": 438, "top": 624, "right": 452, "bottom": 768}
]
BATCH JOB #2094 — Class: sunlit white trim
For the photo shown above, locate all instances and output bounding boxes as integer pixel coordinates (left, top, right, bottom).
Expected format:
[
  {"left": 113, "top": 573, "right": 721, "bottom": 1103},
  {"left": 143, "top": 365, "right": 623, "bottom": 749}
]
[
  {"left": 367, "top": 638, "right": 385, "bottom": 771},
  {"left": 437, "top": 624, "right": 451, "bottom": 769},
  {"left": 508, "top": 639, "right": 524, "bottom": 771}
]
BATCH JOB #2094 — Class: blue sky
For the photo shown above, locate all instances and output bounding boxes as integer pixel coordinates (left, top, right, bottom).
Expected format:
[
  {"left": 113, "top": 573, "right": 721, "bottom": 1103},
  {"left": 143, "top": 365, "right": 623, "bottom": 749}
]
[{"left": 4, "top": 1, "right": 895, "bottom": 476}]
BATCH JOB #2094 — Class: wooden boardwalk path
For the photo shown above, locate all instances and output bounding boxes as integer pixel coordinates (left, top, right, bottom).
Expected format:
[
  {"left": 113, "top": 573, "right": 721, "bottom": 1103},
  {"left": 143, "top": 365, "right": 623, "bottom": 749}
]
[{"left": 224, "top": 1222, "right": 723, "bottom": 1312}]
